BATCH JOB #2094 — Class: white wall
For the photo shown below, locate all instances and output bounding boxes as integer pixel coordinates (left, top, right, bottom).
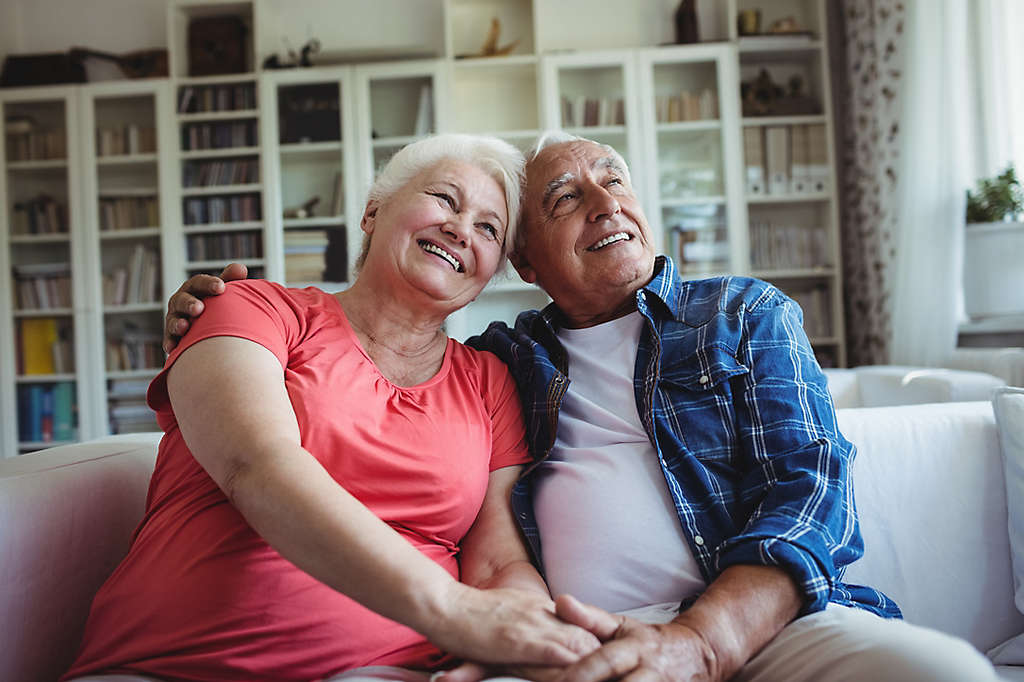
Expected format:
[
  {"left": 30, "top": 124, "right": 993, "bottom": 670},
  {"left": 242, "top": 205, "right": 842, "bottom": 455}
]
[{"left": 3, "top": 0, "right": 167, "bottom": 55}]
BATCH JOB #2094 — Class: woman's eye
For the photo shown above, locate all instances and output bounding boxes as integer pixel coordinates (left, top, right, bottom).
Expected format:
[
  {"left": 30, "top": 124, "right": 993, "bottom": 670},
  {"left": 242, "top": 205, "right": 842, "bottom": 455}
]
[
  {"left": 432, "top": 192, "right": 455, "bottom": 209},
  {"left": 477, "top": 223, "right": 498, "bottom": 238},
  {"left": 607, "top": 177, "right": 622, "bottom": 187}
]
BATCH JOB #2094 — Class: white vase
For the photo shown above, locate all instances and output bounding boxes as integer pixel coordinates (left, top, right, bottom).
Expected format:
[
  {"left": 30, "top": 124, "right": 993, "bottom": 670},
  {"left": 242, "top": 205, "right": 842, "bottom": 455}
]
[{"left": 963, "top": 221, "right": 1024, "bottom": 318}]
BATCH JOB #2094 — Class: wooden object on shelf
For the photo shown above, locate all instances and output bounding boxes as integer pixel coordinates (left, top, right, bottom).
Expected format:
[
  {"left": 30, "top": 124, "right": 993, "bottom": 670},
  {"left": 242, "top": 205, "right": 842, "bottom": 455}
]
[
  {"left": 188, "top": 15, "right": 248, "bottom": 76},
  {"left": 0, "top": 53, "right": 85, "bottom": 88}
]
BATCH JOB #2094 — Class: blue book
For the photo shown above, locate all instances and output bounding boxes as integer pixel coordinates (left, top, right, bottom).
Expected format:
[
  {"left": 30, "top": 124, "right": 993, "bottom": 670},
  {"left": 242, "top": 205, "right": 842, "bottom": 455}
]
[{"left": 53, "top": 381, "right": 75, "bottom": 441}]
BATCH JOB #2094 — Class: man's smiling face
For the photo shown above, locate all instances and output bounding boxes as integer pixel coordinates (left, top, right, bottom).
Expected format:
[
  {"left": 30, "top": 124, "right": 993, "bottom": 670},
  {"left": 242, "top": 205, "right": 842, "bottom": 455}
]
[{"left": 513, "top": 140, "right": 656, "bottom": 328}]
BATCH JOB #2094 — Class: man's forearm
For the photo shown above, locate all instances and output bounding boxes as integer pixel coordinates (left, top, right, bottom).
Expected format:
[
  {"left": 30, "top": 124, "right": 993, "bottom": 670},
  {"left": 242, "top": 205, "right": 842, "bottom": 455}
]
[{"left": 673, "top": 564, "right": 802, "bottom": 679}]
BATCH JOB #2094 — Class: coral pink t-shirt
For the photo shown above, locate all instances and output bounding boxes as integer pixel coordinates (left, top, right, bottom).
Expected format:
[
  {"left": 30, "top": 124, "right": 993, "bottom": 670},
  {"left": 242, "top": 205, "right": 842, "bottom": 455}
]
[{"left": 63, "top": 280, "right": 530, "bottom": 682}]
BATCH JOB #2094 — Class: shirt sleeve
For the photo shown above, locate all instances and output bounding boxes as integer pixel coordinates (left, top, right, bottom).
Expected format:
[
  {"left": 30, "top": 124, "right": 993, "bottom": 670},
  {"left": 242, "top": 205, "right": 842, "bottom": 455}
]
[
  {"left": 712, "top": 290, "right": 861, "bottom": 615},
  {"left": 147, "top": 280, "right": 301, "bottom": 415},
  {"left": 478, "top": 351, "right": 532, "bottom": 472}
]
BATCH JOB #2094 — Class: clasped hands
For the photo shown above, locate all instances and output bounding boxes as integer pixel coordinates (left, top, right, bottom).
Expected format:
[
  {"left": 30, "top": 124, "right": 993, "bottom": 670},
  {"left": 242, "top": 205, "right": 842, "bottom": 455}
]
[{"left": 436, "top": 591, "right": 718, "bottom": 682}]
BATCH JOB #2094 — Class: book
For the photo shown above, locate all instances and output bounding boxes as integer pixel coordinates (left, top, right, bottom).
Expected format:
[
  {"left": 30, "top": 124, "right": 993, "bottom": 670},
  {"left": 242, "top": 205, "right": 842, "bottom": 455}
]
[
  {"left": 53, "top": 381, "right": 75, "bottom": 441},
  {"left": 743, "top": 128, "right": 766, "bottom": 195},
  {"left": 414, "top": 84, "right": 433, "bottom": 136},
  {"left": 20, "top": 318, "right": 58, "bottom": 374},
  {"left": 329, "top": 172, "right": 344, "bottom": 216},
  {"left": 764, "top": 126, "right": 790, "bottom": 195},
  {"left": 790, "top": 125, "right": 809, "bottom": 193}
]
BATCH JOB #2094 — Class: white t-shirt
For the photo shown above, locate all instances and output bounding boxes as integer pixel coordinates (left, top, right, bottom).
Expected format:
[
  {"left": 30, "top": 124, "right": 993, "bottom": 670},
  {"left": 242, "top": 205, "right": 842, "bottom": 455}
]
[{"left": 533, "top": 312, "right": 706, "bottom": 613}]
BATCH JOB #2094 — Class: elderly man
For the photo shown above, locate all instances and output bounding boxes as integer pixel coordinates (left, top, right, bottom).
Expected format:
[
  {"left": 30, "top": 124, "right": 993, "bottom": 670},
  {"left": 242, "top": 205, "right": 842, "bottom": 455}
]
[{"left": 164, "top": 132, "right": 996, "bottom": 682}]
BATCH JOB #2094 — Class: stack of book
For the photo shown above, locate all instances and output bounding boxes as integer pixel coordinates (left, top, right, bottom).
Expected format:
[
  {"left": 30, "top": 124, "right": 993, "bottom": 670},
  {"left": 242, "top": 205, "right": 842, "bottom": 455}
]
[
  {"left": 11, "top": 195, "right": 68, "bottom": 234},
  {"left": 178, "top": 83, "right": 256, "bottom": 114},
  {"left": 181, "top": 121, "right": 257, "bottom": 150},
  {"left": 13, "top": 263, "right": 72, "bottom": 310},
  {"left": 183, "top": 158, "right": 259, "bottom": 187},
  {"left": 95, "top": 124, "right": 157, "bottom": 156},
  {"left": 284, "top": 230, "right": 328, "bottom": 283},
  {"left": 743, "top": 124, "right": 829, "bottom": 196},
  {"left": 749, "top": 222, "right": 826, "bottom": 270},
  {"left": 183, "top": 194, "right": 261, "bottom": 225},
  {"left": 17, "top": 382, "right": 76, "bottom": 443},
  {"left": 186, "top": 231, "right": 263, "bottom": 260},
  {"left": 99, "top": 195, "right": 159, "bottom": 230},
  {"left": 103, "top": 244, "right": 160, "bottom": 305},
  {"left": 654, "top": 88, "right": 718, "bottom": 123},
  {"left": 786, "top": 285, "right": 831, "bottom": 338},
  {"left": 5, "top": 117, "right": 66, "bottom": 161},
  {"left": 107, "top": 378, "right": 158, "bottom": 434},
  {"left": 560, "top": 96, "right": 626, "bottom": 128},
  {"left": 17, "top": 317, "right": 73, "bottom": 374},
  {"left": 105, "top": 328, "right": 163, "bottom": 371}
]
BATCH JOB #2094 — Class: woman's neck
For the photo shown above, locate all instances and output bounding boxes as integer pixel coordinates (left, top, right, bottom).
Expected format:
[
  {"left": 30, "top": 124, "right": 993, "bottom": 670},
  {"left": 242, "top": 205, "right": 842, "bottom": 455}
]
[{"left": 335, "top": 284, "right": 449, "bottom": 386}]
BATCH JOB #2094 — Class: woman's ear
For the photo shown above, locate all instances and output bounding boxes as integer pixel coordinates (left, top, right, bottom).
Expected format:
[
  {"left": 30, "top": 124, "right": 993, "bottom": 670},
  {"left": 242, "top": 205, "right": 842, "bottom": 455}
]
[
  {"left": 509, "top": 250, "right": 537, "bottom": 284},
  {"left": 360, "top": 200, "right": 379, "bottom": 236}
]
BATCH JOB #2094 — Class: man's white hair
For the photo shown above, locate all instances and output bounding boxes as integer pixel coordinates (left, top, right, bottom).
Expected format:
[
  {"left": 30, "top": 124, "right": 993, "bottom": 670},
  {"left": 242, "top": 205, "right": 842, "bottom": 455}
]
[
  {"left": 513, "top": 130, "right": 633, "bottom": 256},
  {"left": 356, "top": 133, "right": 525, "bottom": 271}
]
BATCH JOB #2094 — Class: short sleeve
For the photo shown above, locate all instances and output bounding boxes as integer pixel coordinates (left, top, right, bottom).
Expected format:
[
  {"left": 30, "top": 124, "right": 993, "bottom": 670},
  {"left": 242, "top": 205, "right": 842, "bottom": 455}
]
[
  {"left": 479, "top": 351, "right": 532, "bottom": 472},
  {"left": 147, "top": 280, "right": 302, "bottom": 415}
]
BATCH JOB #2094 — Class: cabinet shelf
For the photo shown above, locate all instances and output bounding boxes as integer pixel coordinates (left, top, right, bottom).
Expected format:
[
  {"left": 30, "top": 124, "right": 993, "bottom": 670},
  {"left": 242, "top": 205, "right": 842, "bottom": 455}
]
[
  {"left": 177, "top": 73, "right": 258, "bottom": 86},
  {"left": 188, "top": 257, "right": 265, "bottom": 269},
  {"left": 283, "top": 216, "right": 344, "bottom": 228},
  {"left": 563, "top": 124, "right": 627, "bottom": 137},
  {"left": 657, "top": 120, "right": 721, "bottom": 133},
  {"left": 100, "top": 227, "right": 161, "bottom": 239},
  {"left": 661, "top": 196, "right": 727, "bottom": 207},
  {"left": 280, "top": 141, "right": 343, "bottom": 156},
  {"left": 372, "top": 134, "right": 421, "bottom": 149},
  {"left": 747, "top": 192, "right": 831, "bottom": 204},
  {"left": 753, "top": 267, "right": 836, "bottom": 279},
  {"left": 9, "top": 233, "right": 71, "bottom": 244},
  {"left": 743, "top": 115, "right": 827, "bottom": 127},
  {"left": 16, "top": 373, "right": 77, "bottom": 383},
  {"left": 181, "top": 183, "right": 263, "bottom": 196},
  {"left": 106, "top": 368, "right": 161, "bottom": 380},
  {"left": 183, "top": 220, "right": 263, "bottom": 233},
  {"left": 97, "top": 153, "right": 159, "bottom": 166},
  {"left": 13, "top": 307, "right": 74, "bottom": 318},
  {"left": 6, "top": 159, "right": 68, "bottom": 171},
  {"left": 177, "top": 109, "right": 260, "bottom": 122},
  {"left": 180, "top": 146, "right": 261, "bottom": 160},
  {"left": 103, "top": 302, "right": 163, "bottom": 314}
]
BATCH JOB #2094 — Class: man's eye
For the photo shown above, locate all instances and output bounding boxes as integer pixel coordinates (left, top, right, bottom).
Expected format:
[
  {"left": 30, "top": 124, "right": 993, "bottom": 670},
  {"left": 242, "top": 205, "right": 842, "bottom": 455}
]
[
  {"left": 432, "top": 192, "right": 455, "bottom": 209},
  {"left": 554, "top": 192, "right": 575, "bottom": 206}
]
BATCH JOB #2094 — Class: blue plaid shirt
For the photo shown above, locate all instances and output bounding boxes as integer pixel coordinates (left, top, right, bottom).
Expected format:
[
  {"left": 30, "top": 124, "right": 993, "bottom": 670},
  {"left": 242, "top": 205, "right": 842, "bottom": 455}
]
[{"left": 467, "top": 256, "right": 900, "bottom": 618}]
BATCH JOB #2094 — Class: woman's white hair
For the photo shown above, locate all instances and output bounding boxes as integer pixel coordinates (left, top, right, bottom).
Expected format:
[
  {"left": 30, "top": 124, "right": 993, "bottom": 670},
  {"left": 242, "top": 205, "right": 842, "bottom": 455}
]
[
  {"left": 513, "top": 130, "right": 632, "bottom": 256},
  {"left": 355, "top": 134, "right": 525, "bottom": 271}
]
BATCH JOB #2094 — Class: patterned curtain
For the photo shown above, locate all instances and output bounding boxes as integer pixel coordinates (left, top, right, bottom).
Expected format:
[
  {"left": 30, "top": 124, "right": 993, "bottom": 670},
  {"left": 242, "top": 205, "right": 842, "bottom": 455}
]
[{"left": 832, "top": 0, "right": 906, "bottom": 366}]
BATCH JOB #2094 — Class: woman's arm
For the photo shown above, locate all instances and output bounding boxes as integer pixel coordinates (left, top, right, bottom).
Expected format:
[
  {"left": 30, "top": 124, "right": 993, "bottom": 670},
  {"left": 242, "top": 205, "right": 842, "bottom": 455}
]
[
  {"left": 459, "top": 465, "right": 548, "bottom": 597},
  {"left": 167, "top": 336, "right": 597, "bottom": 666}
]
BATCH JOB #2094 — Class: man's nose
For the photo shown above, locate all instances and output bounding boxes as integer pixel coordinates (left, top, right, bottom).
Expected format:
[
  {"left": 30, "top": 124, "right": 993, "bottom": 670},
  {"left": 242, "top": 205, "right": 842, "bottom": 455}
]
[{"left": 587, "top": 186, "right": 621, "bottom": 223}]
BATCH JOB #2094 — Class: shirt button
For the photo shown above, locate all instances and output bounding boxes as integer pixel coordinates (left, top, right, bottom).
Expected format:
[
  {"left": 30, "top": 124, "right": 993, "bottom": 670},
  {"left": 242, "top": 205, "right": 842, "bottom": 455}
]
[
  {"left": 519, "top": 512, "right": 528, "bottom": 519},
  {"left": 699, "top": 375, "right": 709, "bottom": 385},
  {"left": 693, "top": 535, "right": 705, "bottom": 546}
]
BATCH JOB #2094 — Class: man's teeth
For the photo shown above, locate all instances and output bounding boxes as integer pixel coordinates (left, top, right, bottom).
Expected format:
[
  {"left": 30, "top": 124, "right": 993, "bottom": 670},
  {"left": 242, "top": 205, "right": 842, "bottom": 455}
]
[
  {"left": 420, "top": 241, "right": 462, "bottom": 272},
  {"left": 589, "top": 232, "right": 630, "bottom": 250}
]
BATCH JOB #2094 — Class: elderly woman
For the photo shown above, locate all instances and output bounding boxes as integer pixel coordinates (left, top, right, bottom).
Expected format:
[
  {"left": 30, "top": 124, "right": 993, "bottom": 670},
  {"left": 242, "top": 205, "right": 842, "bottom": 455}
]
[{"left": 62, "top": 134, "right": 598, "bottom": 682}]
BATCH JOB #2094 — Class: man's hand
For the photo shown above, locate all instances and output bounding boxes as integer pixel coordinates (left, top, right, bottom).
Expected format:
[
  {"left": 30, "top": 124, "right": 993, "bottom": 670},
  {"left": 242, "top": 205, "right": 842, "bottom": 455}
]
[
  {"left": 552, "top": 595, "right": 719, "bottom": 682},
  {"left": 163, "top": 263, "right": 247, "bottom": 353}
]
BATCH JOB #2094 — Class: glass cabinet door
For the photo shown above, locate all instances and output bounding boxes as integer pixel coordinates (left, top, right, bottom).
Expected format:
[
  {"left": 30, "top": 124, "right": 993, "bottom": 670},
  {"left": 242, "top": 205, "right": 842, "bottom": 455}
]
[{"left": 637, "top": 44, "right": 745, "bottom": 278}]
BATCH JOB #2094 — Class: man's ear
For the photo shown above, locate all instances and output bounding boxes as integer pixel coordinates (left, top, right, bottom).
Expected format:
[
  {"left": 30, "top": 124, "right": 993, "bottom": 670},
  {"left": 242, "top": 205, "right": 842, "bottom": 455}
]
[
  {"left": 509, "top": 250, "right": 537, "bottom": 284},
  {"left": 360, "top": 200, "right": 380, "bottom": 235}
]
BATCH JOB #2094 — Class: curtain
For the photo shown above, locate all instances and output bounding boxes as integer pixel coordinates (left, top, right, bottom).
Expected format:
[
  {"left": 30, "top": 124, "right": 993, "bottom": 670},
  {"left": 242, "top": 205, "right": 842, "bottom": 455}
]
[
  {"left": 837, "top": 0, "right": 1023, "bottom": 367},
  {"left": 835, "top": 0, "right": 905, "bottom": 366}
]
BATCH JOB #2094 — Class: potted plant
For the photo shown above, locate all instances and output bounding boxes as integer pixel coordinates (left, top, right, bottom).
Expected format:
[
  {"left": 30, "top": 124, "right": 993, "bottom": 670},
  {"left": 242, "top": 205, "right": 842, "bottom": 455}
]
[{"left": 963, "top": 164, "right": 1024, "bottom": 319}]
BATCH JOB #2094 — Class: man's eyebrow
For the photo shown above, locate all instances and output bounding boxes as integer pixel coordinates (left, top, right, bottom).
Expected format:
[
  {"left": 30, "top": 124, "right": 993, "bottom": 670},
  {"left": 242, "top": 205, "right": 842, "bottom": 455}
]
[
  {"left": 542, "top": 172, "right": 575, "bottom": 208},
  {"left": 594, "top": 156, "right": 625, "bottom": 176}
]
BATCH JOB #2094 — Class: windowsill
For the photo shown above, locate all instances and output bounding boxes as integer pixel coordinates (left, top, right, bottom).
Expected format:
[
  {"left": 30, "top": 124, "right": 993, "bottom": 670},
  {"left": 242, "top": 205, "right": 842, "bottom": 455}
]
[{"left": 958, "top": 314, "right": 1024, "bottom": 348}]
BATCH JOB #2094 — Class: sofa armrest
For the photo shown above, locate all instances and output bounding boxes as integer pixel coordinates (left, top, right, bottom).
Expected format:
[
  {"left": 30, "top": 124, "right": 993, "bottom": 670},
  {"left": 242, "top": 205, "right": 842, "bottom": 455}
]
[
  {"left": 839, "top": 402, "right": 1023, "bottom": 651},
  {"left": 0, "top": 433, "right": 161, "bottom": 682}
]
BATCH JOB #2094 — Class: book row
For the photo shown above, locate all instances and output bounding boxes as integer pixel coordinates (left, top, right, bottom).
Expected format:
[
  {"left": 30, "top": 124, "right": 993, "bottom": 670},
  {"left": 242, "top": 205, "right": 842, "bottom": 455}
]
[
  {"left": 744, "top": 124, "right": 829, "bottom": 196},
  {"left": 183, "top": 194, "right": 261, "bottom": 225},
  {"left": 10, "top": 195, "right": 68, "bottom": 235},
  {"left": 178, "top": 83, "right": 257, "bottom": 114},
  {"left": 560, "top": 96, "right": 626, "bottom": 128},
  {"left": 669, "top": 225, "right": 731, "bottom": 269},
  {"left": 13, "top": 263, "right": 72, "bottom": 310},
  {"left": 749, "top": 222, "right": 828, "bottom": 271},
  {"left": 654, "top": 88, "right": 719, "bottom": 123},
  {"left": 17, "top": 382, "right": 76, "bottom": 443},
  {"left": 105, "top": 331, "right": 163, "bottom": 372},
  {"left": 183, "top": 158, "right": 260, "bottom": 187},
  {"left": 99, "top": 196, "right": 160, "bottom": 231},
  {"left": 95, "top": 124, "right": 157, "bottom": 157},
  {"left": 186, "top": 231, "right": 263, "bottom": 261},
  {"left": 5, "top": 130, "right": 67, "bottom": 162},
  {"left": 103, "top": 245, "right": 161, "bottom": 306},
  {"left": 181, "top": 121, "right": 258, "bottom": 151},
  {"left": 16, "top": 317, "right": 74, "bottom": 375}
]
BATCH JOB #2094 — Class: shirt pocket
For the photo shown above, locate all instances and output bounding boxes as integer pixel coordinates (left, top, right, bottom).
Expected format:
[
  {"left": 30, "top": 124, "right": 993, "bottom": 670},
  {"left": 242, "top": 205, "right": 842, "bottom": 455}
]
[{"left": 657, "top": 343, "right": 749, "bottom": 463}]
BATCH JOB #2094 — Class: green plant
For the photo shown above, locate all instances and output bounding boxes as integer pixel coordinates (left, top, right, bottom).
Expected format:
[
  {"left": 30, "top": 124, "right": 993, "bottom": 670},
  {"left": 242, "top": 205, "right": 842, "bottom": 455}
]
[{"left": 966, "top": 164, "right": 1024, "bottom": 223}]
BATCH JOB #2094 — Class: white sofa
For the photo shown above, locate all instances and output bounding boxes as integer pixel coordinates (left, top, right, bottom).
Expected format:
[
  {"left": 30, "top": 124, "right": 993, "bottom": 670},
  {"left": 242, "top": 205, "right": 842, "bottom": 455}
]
[
  {"left": 824, "top": 364, "right": 1007, "bottom": 409},
  {"left": 2, "top": 403, "right": 1023, "bottom": 682}
]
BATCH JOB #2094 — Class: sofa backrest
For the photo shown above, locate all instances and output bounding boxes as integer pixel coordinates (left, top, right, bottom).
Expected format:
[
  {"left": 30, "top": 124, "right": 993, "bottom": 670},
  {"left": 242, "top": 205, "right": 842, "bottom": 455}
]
[
  {"left": 840, "top": 401, "right": 1024, "bottom": 651},
  {"left": 0, "top": 434, "right": 160, "bottom": 682}
]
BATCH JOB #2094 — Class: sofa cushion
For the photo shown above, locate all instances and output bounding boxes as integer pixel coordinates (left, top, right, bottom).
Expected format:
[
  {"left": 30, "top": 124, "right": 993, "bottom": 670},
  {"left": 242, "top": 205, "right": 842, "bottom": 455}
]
[
  {"left": 0, "top": 434, "right": 160, "bottom": 682},
  {"left": 989, "top": 387, "right": 1024, "bottom": 665},
  {"left": 839, "top": 402, "right": 1024, "bottom": 652}
]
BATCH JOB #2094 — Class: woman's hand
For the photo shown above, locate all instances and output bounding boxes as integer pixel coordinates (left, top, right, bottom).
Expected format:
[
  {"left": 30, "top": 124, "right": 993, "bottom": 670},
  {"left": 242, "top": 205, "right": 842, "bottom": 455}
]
[{"left": 423, "top": 583, "right": 601, "bottom": 668}]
